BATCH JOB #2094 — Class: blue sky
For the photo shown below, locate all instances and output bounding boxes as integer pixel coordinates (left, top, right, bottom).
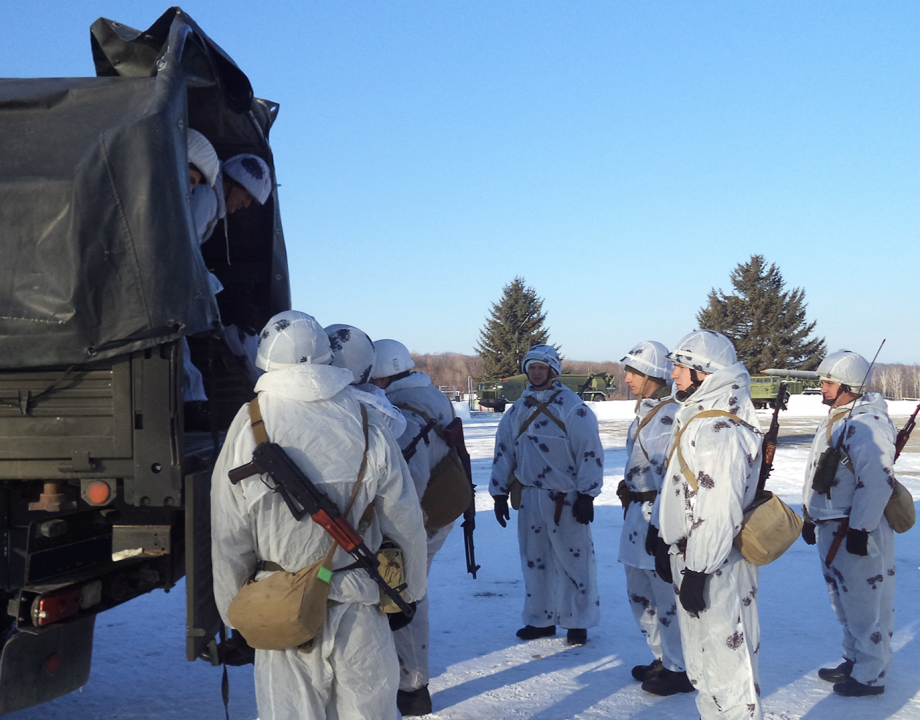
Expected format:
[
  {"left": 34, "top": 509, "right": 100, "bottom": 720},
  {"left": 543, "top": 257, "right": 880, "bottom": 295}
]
[{"left": 5, "top": 2, "right": 919, "bottom": 364}]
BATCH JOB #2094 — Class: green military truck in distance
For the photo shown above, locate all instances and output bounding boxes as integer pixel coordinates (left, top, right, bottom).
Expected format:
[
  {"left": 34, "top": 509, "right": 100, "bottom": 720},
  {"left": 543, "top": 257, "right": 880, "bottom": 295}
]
[
  {"left": 477, "top": 373, "right": 616, "bottom": 412},
  {"left": 0, "top": 9, "right": 287, "bottom": 713},
  {"left": 750, "top": 368, "right": 821, "bottom": 409}
]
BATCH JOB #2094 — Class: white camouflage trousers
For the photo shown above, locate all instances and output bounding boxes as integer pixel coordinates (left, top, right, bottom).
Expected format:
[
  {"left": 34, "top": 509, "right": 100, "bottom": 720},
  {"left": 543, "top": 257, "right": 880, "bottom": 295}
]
[
  {"left": 254, "top": 602, "right": 398, "bottom": 720},
  {"left": 624, "top": 564, "right": 685, "bottom": 672},
  {"left": 817, "top": 518, "right": 895, "bottom": 686},
  {"left": 672, "top": 549, "right": 762, "bottom": 720},
  {"left": 393, "top": 522, "right": 453, "bottom": 691},
  {"left": 517, "top": 486, "right": 600, "bottom": 629}
]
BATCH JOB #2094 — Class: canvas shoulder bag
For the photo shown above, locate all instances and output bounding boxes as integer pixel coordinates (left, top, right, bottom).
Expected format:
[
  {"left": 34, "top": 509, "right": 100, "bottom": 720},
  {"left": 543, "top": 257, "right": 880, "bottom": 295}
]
[
  {"left": 666, "top": 409, "right": 802, "bottom": 566},
  {"left": 396, "top": 403, "right": 472, "bottom": 530}
]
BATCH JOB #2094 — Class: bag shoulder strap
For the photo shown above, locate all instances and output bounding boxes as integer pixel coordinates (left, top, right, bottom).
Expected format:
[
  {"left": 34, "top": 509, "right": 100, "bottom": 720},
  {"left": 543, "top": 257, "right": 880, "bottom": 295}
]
[
  {"left": 517, "top": 390, "right": 565, "bottom": 439},
  {"left": 395, "top": 403, "right": 448, "bottom": 441},
  {"left": 636, "top": 399, "right": 677, "bottom": 461},
  {"left": 248, "top": 396, "right": 269, "bottom": 445},
  {"left": 666, "top": 410, "right": 753, "bottom": 492}
]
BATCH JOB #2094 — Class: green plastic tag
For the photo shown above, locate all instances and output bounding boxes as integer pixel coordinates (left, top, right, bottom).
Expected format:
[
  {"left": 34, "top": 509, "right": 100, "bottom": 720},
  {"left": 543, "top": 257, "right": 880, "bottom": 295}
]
[{"left": 317, "top": 566, "right": 333, "bottom": 584}]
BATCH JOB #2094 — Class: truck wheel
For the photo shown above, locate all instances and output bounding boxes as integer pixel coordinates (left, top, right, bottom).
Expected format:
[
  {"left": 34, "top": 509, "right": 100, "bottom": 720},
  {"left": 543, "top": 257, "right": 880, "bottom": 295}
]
[
  {"left": 593, "top": 394, "right": 606, "bottom": 402},
  {"left": 495, "top": 401, "right": 507, "bottom": 413}
]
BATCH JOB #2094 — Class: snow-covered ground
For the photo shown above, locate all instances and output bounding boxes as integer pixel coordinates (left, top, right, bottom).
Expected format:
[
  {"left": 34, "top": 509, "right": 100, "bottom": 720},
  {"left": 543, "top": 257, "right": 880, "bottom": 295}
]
[{"left": 10, "top": 396, "right": 920, "bottom": 719}]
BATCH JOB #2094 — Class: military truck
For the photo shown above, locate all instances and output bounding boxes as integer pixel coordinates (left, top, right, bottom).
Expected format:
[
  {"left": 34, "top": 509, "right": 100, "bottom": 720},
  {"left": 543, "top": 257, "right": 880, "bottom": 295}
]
[
  {"left": 750, "top": 369, "right": 821, "bottom": 409},
  {"left": 0, "top": 9, "right": 287, "bottom": 712},
  {"left": 478, "top": 373, "right": 616, "bottom": 412}
]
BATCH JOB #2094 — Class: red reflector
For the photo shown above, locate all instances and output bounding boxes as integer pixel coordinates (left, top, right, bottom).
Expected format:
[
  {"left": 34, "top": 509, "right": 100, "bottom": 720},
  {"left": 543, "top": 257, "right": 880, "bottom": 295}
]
[
  {"left": 44, "top": 652, "right": 63, "bottom": 674},
  {"left": 32, "top": 586, "right": 82, "bottom": 627}
]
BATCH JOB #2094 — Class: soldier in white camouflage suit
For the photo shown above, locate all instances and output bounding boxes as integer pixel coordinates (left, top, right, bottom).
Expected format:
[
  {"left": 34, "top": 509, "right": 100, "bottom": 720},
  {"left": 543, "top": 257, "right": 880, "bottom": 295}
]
[
  {"left": 658, "top": 330, "right": 763, "bottom": 720},
  {"left": 617, "top": 341, "right": 692, "bottom": 696},
  {"left": 490, "top": 345, "right": 603, "bottom": 646},
  {"left": 801, "top": 350, "right": 897, "bottom": 697}
]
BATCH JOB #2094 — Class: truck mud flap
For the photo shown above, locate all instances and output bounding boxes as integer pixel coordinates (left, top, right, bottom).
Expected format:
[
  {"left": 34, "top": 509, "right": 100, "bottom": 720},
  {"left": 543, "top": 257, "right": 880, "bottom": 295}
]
[
  {"left": 185, "top": 468, "right": 220, "bottom": 661},
  {"left": 0, "top": 615, "right": 94, "bottom": 714}
]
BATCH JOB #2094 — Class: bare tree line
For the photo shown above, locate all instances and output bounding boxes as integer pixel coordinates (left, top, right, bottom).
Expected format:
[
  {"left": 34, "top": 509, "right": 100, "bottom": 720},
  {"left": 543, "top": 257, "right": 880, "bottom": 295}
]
[{"left": 411, "top": 353, "right": 920, "bottom": 402}]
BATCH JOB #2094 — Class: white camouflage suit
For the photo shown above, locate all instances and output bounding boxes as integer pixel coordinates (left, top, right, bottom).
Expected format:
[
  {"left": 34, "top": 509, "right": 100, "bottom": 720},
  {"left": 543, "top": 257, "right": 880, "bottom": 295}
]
[
  {"left": 211, "top": 314, "right": 427, "bottom": 720},
  {"left": 490, "top": 380, "right": 603, "bottom": 630},
  {"left": 383, "top": 371, "right": 457, "bottom": 692},
  {"left": 803, "top": 392, "right": 897, "bottom": 688},
  {"left": 659, "top": 361, "right": 763, "bottom": 720},
  {"left": 619, "top": 389, "right": 685, "bottom": 672}
]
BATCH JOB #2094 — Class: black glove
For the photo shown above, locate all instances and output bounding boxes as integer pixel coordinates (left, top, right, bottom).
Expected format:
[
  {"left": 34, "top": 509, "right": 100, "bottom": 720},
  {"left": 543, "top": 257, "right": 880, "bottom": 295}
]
[
  {"left": 846, "top": 528, "right": 869, "bottom": 556},
  {"left": 494, "top": 495, "right": 510, "bottom": 528},
  {"left": 679, "top": 569, "right": 708, "bottom": 614},
  {"left": 572, "top": 493, "right": 594, "bottom": 524},
  {"left": 801, "top": 521, "right": 816, "bottom": 545},
  {"left": 645, "top": 524, "right": 659, "bottom": 556},
  {"left": 654, "top": 537, "right": 673, "bottom": 584},
  {"left": 616, "top": 480, "right": 631, "bottom": 518},
  {"left": 387, "top": 602, "right": 417, "bottom": 631}
]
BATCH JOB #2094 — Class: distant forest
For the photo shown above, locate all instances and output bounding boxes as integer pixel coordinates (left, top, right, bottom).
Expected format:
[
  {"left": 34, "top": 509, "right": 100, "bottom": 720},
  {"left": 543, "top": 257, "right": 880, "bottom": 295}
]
[{"left": 410, "top": 353, "right": 920, "bottom": 402}]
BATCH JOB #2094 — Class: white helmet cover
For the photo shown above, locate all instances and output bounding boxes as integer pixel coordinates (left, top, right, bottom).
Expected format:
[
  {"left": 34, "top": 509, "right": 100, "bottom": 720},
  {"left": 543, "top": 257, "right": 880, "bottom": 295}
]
[
  {"left": 817, "top": 350, "right": 871, "bottom": 390},
  {"left": 223, "top": 154, "right": 272, "bottom": 204},
  {"left": 187, "top": 129, "right": 220, "bottom": 188},
  {"left": 620, "top": 341, "right": 672, "bottom": 380},
  {"left": 371, "top": 339, "right": 415, "bottom": 379},
  {"left": 521, "top": 344, "right": 561, "bottom": 376},
  {"left": 667, "top": 330, "right": 736, "bottom": 374},
  {"left": 256, "top": 311, "right": 333, "bottom": 372},
  {"left": 325, "top": 324, "right": 376, "bottom": 385}
]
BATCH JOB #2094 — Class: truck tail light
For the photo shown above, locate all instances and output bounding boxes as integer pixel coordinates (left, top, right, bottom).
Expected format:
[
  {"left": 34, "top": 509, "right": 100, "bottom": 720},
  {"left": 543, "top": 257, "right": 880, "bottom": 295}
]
[{"left": 30, "top": 580, "right": 102, "bottom": 627}]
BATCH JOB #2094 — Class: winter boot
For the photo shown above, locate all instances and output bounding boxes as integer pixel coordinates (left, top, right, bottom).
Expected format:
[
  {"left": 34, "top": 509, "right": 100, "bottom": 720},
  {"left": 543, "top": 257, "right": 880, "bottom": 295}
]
[
  {"left": 631, "top": 658, "right": 664, "bottom": 682},
  {"left": 397, "top": 685, "right": 433, "bottom": 716},
  {"left": 516, "top": 625, "right": 556, "bottom": 640},
  {"left": 641, "top": 668, "right": 695, "bottom": 696},
  {"left": 833, "top": 677, "right": 884, "bottom": 697},
  {"left": 818, "top": 659, "right": 854, "bottom": 683},
  {"left": 566, "top": 629, "right": 587, "bottom": 646}
]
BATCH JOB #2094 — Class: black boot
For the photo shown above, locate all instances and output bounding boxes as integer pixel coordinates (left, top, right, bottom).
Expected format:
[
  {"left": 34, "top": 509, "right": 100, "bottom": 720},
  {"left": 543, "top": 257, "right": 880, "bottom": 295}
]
[
  {"left": 397, "top": 685, "right": 433, "bottom": 716},
  {"left": 641, "top": 668, "right": 695, "bottom": 696},
  {"left": 516, "top": 625, "right": 556, "bottom": 640},
  {"left": 566, "top": 629, "right": 587, "bottom": 646},
  {"left": 631, "top": 658, "right": 664, "bottom": 682},
  {"left": 833, "top": 677, "right": 884, "bottom": 697},
  {"left": 818, "top": 658, "right": 854, "bottom": 683}
]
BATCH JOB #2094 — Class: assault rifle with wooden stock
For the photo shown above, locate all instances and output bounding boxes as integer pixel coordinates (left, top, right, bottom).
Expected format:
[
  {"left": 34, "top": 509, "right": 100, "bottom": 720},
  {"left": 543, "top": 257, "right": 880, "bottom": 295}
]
[
  {"left": 445, "top": 418, "right": 480, "bottom": 578},
  {"left": 757, "top": 381, "right": 788, "bottom": 497},
  {"left": 229, "top": 442, "right": 415, "bottom": 617},
  {"left": 894, "top": 401, "right": 920, "bottom": 462}
]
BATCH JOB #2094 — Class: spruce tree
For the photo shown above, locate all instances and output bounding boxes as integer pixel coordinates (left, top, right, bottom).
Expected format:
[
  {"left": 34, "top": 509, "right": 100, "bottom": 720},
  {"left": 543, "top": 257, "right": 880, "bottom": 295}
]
[
  {"left": 477, "top": 277, "right": 553, "bottom": 378},
  {"left": 697, "top": 255, "right": 826, "bottom": 372}
]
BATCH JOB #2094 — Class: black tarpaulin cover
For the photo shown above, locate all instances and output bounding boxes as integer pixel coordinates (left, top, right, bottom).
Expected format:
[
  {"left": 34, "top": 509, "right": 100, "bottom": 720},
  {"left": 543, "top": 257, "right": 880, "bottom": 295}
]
[{"left": 0, "top": 7, "right": 289, "bottom": 370}]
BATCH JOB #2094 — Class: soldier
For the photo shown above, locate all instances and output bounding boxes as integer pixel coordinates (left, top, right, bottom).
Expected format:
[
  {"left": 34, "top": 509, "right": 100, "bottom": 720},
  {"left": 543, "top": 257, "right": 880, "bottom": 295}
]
[
  {"left": 617, "top": 342, "right": 692, "bottom": 696},
  {"left": 210, "top": 311, "right": 427, "bottom": 720},
  {"left": 489, "top": 344, "right": 603, "bottom": 646},
  {"left": 370, "top": 339, "right": 458, "bottom": 716},
  {"left": 801, "top": 350, "right": 897, "bottom": 697},
  {"left": 658, "top": 330, "right": 764, "bottom": 720}
]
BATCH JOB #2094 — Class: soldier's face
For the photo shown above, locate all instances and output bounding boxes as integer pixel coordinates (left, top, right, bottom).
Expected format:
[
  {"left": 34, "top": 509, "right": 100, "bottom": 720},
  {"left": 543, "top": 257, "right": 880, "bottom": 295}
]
[
  {"left": 225, "top": 183, "right": 254, "bottom": 214},
  {"left": 821, "top": 380, "right": 842, "bottom": 406},
  {"left": 671, "top": 364, "right": 693, "bottom": 391},
  {"left": 624, "top": 370, "right": 648, "bottom": 396},
  {"left": 527, "top": 362, "right": 551, "bottom": 389}
]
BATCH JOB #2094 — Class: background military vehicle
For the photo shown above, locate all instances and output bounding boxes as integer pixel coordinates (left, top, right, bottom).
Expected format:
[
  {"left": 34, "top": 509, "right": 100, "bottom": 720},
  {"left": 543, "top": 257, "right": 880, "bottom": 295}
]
[
  {"left": 750, "top": 369, "right": 821, "bottom": 409},
  {"left": 478, "top": 373, "right": 616, "bottom": 412},
  {"left": 0, "top": 9, "right": 286, "bottom": 712}
]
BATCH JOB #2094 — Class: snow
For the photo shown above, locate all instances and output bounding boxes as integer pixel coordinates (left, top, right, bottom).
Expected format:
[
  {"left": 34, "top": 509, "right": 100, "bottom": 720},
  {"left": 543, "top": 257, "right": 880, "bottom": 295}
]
[{"left": 10, "top": 397, "right": 920, "bottom": 719}]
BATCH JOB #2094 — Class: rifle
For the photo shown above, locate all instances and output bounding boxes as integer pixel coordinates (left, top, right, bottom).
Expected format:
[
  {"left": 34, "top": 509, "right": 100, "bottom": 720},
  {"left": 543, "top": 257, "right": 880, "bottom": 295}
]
[
  {"left": 402, "top": 418, "right": 436, "bottom": 462},
  {"left": 229, "top": 442, "right": 415, "bottom": 617},
  {"left": 756, "top": 381, "right": 788, "bottom": 497},
  {"left": 445, "top": 417, "right": 480, "bottom": 578},
  {"left": 894, "top": 401, "right": 920, "bottom": 462}
]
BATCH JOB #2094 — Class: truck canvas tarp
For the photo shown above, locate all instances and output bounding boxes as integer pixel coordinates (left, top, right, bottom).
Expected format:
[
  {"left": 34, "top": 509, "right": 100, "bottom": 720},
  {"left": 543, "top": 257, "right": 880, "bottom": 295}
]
[
  {"left": 0, "top": 6, "right": 289, "bottom": 370},
  {"left": 0, "top": 8, "right": 289, "bottom": 713}
]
